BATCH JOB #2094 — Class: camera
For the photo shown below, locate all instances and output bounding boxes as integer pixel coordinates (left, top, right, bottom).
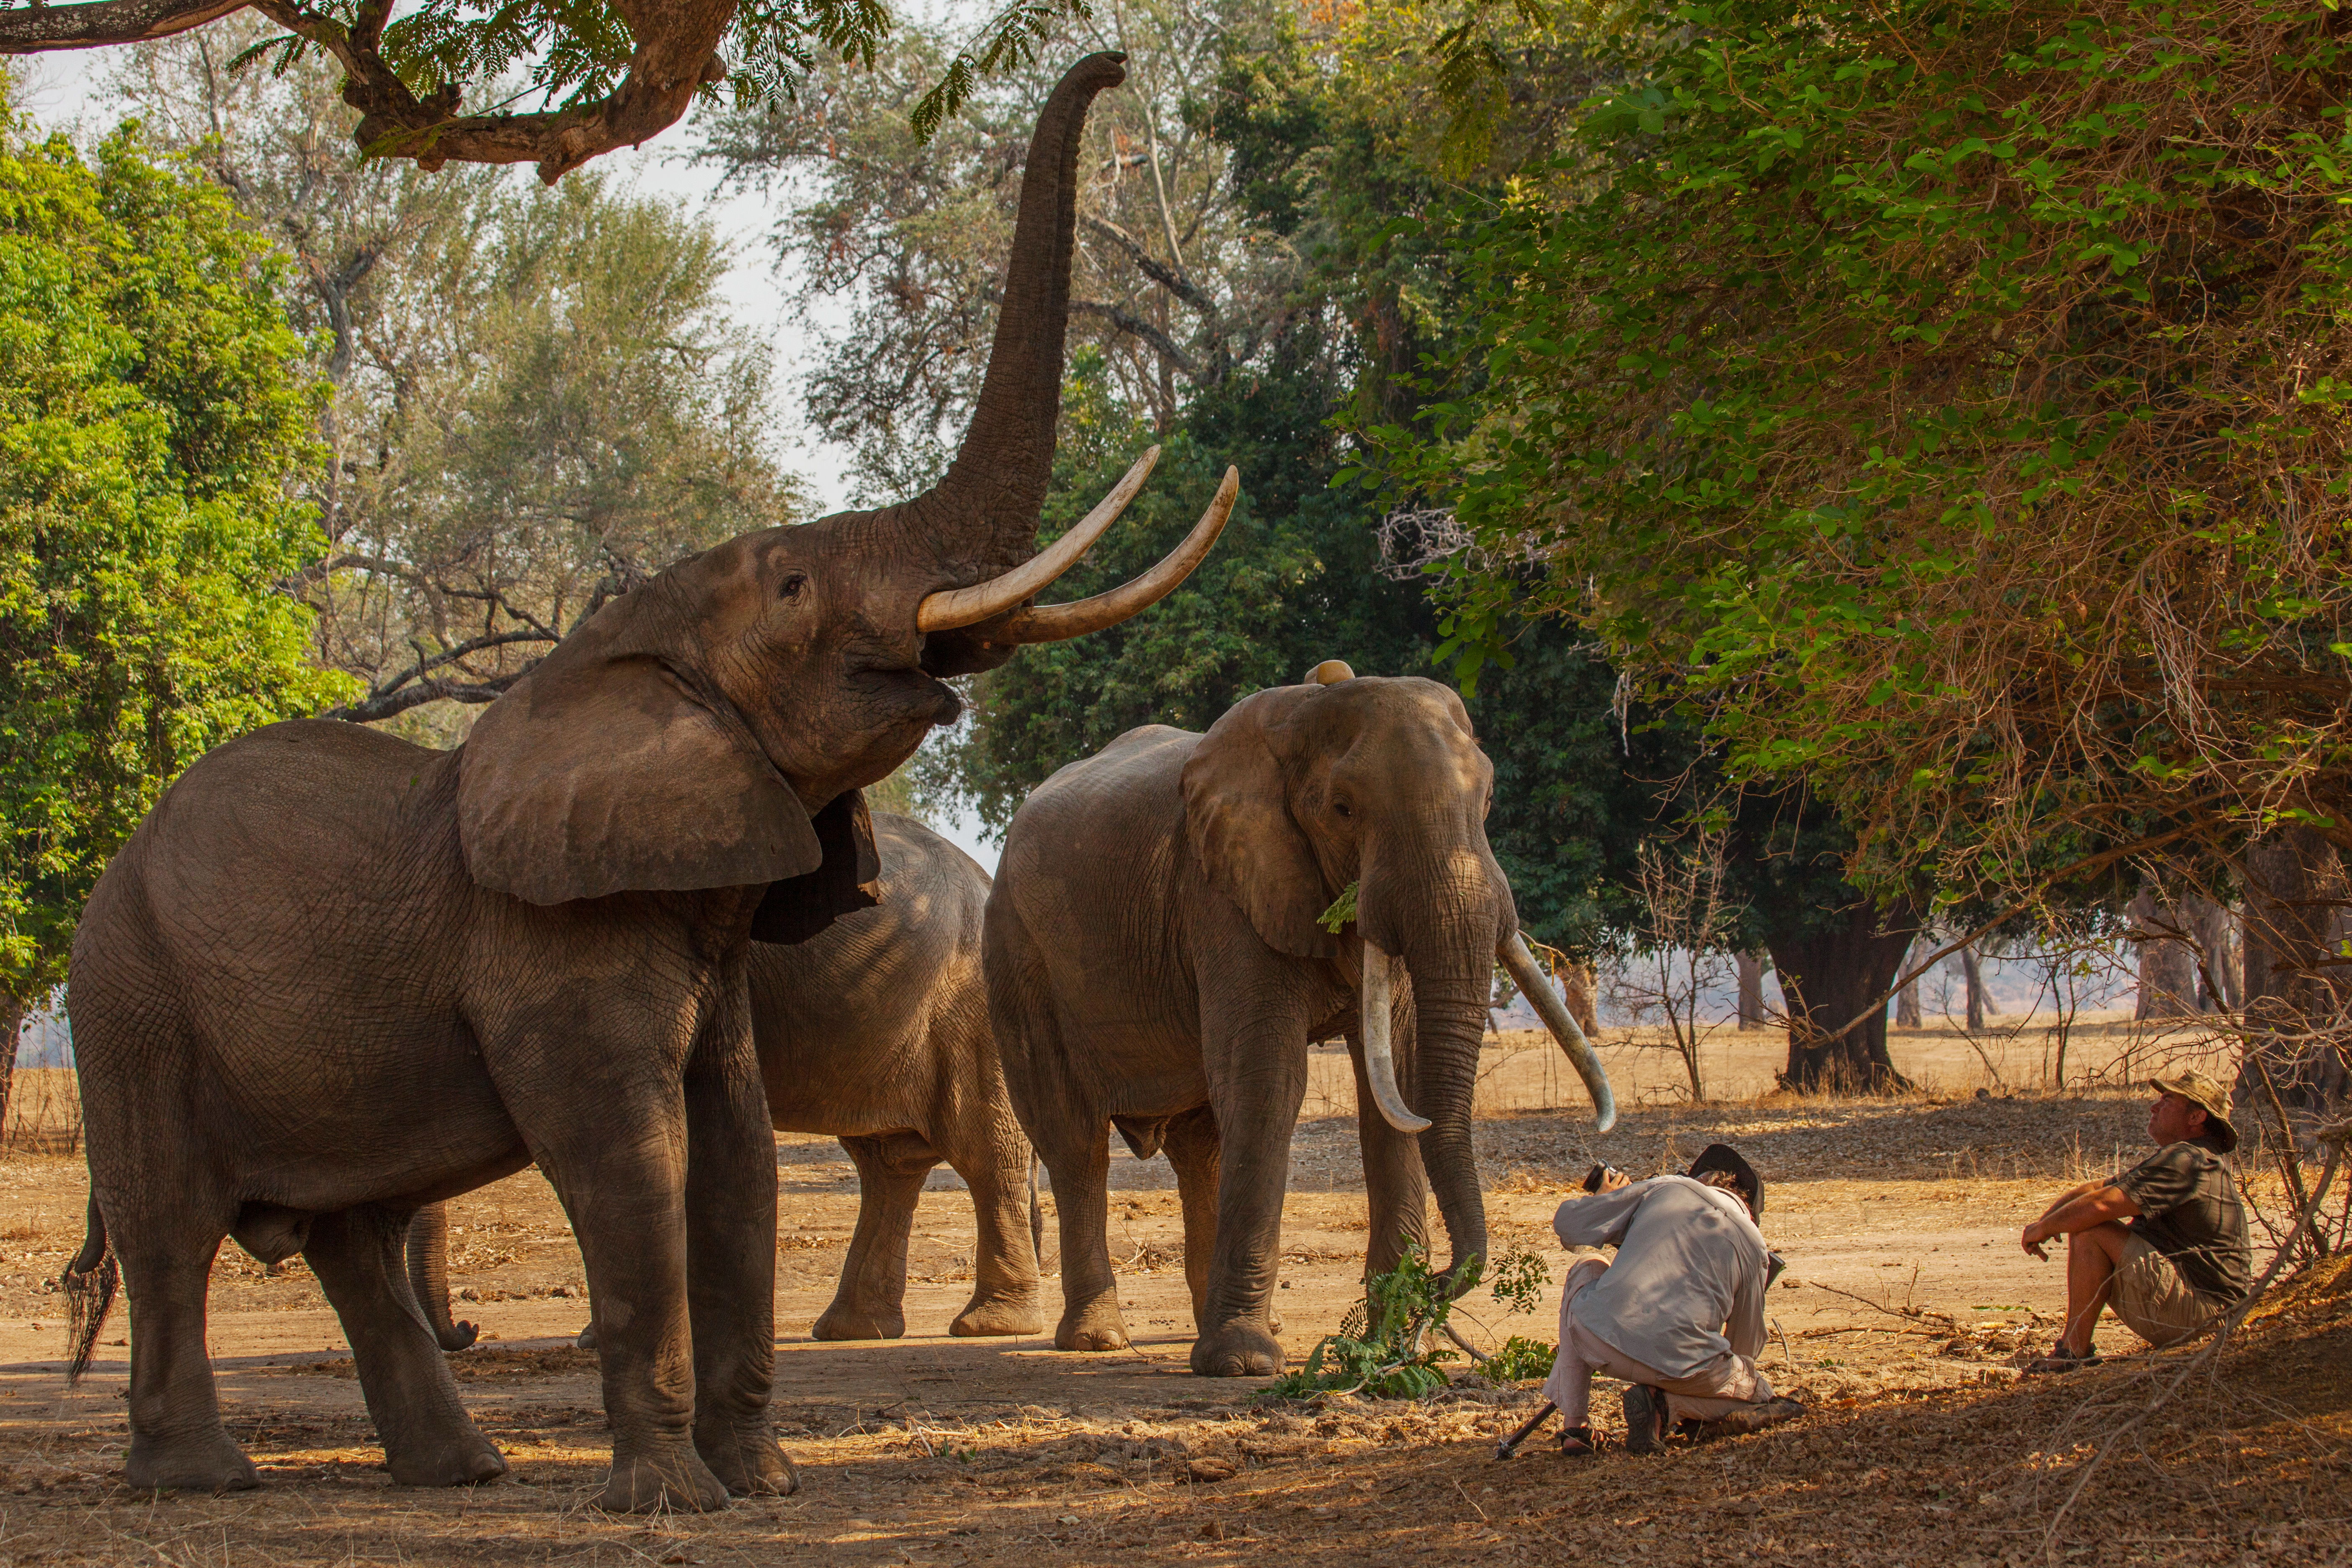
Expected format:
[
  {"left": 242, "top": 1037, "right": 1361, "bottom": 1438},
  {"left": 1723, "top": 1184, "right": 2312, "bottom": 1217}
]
[{"left": 1580, "top": 1163, "right": 1622, "bottom": 1194}]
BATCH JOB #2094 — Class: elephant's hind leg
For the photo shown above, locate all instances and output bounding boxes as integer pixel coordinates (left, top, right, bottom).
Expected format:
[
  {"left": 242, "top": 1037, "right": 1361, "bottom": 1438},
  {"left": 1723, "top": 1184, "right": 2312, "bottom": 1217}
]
[
  {"left": 814, "top": 1135, "right": 927, "bottom": 1341},
  {"left": 304, "top": 1206, "right": 506, "bottom": 1487},
  {"left": 115, "top": 1219, "right": 256, "bottom": 1493},
  {"left": 946, "top": 1129, "right": 1046, "bottom": 1338}
]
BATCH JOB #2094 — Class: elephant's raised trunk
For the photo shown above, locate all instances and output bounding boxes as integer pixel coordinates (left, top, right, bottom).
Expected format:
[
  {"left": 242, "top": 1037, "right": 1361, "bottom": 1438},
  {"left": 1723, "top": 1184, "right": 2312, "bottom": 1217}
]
[{"left": 914, "top": 51, "right": 1128, "bottom": 580}]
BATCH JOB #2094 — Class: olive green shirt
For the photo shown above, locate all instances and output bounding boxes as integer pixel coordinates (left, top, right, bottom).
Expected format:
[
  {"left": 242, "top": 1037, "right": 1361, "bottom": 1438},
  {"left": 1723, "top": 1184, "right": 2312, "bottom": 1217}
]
[{"left": 2116, "top": 1140, "right": 2251, "bottom": 1307}]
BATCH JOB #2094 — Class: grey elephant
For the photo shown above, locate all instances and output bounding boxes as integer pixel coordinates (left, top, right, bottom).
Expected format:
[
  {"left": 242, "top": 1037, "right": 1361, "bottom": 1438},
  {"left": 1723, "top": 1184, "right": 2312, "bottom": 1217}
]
[
  {"left": 984, "top": 665, "right": 1614, "bottom": 1377},
  {"left": 408, "top": 811, "right": 1041, "bottom": 1350},
  {"left": 59, "top": 54, "right": 1236, "bottom": 1511}
]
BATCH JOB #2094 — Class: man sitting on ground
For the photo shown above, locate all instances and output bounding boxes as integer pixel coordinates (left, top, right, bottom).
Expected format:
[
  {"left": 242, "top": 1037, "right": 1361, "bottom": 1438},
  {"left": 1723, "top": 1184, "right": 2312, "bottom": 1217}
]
[
  {"left": 2021, "top": 1069, "right": 2251, "bottom": 1372},
  {"left": 1543, "top": 1144, "right": 1804, "bottom": 1455}
]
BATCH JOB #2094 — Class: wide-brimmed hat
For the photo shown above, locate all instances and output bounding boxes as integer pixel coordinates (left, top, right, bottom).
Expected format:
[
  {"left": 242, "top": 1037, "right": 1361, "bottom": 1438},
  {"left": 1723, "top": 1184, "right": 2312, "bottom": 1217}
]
[
  {"left": 2150, "top": 1069, "right": 2239, "bottom": 1153},
  {"left": 1688, "top": 1143, "right": 1764, "bottom": 1220}
]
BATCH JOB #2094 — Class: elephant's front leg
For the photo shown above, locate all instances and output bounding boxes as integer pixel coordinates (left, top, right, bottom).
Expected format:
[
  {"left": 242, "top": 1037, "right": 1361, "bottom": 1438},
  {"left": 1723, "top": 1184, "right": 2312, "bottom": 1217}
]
[
  {"left": 533, "top": 1109, "right": 726, "bottom": 1513},
  {"left": 1194, "top": 995, "right": 1314, "bottom": 1377},
  {"left": 683, "top": 1011, "right": 794, "bottom": 1498}
]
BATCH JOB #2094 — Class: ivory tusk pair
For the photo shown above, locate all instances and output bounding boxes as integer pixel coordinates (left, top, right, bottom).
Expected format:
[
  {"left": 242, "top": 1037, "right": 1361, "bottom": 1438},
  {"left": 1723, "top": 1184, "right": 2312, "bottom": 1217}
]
[
  {"left": 916, "top": 451, "right": 1242, "bottom": 642},
  {"left": 1499, "top": 933, "right": 1618, "bottom": 1133}
]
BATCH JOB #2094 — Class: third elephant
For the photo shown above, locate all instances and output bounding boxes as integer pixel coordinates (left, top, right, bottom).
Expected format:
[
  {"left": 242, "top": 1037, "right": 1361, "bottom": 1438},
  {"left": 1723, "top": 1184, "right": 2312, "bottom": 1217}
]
[
  {"left": 415, "top": 813, "right": 1042, "bottom": 1347},
  {"left": 984, "top": 668, "right": 1614, "bottom": 1377}
]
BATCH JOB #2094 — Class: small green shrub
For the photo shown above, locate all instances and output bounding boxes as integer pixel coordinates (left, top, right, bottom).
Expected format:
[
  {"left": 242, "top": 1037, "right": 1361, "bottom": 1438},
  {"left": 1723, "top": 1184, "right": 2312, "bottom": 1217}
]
[
  {"left": 1483, "top": 1336, "right": 1557, "bottom": 1382},
  {"left": 1261, "top": 1242, "right": 1473, "bottom": 1400}
]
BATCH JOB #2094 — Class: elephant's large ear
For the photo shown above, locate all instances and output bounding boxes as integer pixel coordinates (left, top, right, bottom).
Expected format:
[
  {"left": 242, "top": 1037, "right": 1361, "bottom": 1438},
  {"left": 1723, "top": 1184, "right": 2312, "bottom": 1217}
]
[
  {"left": 458, "top": 652, "right": 821, "bottom": 905},
  {"left": 1181, "top": 687, "right": 1336, "bottom": 959},
  {"left": 752, "top": 789, "right": 882, "bottom": 944}
]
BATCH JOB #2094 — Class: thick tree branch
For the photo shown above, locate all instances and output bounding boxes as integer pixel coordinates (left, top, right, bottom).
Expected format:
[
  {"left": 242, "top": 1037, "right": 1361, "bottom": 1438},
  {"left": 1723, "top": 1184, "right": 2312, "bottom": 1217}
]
[
  {"left": 2, "top": 0, "right": 737, "bottom": 181},
  {"left": 324, "top": 669, "right": 530, "bottom": 723},
  {"left": 1084, "top": 215, "right": 1217, "bottom": 317},
  {"left": 0, "top": 0, "right": 246, "bottom": 52},
  {"left": 1071, "top": 297, "right": 1202, "bottom": 380}
]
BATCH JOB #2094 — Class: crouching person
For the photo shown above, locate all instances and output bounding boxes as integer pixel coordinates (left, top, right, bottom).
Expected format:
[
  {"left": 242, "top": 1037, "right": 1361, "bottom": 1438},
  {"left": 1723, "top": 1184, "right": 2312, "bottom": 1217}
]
[
  {"left": 1542, "top": 1145, "right": 1803, "bottom": 1455},
  {"left": 2021, "top": 1070, "right": 2251, "bottom": 1372}
]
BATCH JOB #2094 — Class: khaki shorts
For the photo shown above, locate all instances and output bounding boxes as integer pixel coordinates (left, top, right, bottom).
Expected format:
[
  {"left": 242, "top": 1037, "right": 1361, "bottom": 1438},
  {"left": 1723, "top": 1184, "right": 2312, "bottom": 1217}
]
[{"left": 2112, "top": 1233, "right": 2221, "bottom": 1348}]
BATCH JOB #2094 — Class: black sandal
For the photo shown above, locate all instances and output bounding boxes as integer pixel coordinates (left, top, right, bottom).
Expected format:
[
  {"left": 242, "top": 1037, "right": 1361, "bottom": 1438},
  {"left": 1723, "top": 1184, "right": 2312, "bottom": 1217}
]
[
  {"left": 2024, "top": 1343, "right": 2101, "bottom": 1375},
  {"left": 1559, "top": 1425, "right": 1606, "bottom": 1457}
]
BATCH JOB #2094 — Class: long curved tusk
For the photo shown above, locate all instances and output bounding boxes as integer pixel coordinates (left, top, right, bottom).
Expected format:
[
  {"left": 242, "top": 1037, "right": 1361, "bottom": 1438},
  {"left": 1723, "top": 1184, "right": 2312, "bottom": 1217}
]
[
  {"left": 1361, "top": 943, "right": 1432, "bottom": 1135},
  {"left": 996, "top": 467, "right": 1240, "bottom": 644},
  {"left": 1500, "top": 934, "right": 1617, "bottom": 1133},
  {"left": 916, "top": 446, "right": 1160, "bottom": 632}
]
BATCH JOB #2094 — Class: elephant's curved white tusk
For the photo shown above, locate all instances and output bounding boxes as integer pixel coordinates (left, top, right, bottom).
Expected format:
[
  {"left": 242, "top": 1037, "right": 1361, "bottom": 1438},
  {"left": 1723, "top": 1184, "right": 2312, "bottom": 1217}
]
[
  {"left": 1501, "top": 933, "right": 1617, "bottom": 1133},
  {"left": 1361, "top": 943, "right": 1433, "bottom": 1135},
  {"left": 997, "top": 466, "right": 1240, "bottom": 644},
  {"left": 916, "top": 446, "right": 1161, "bottom": 632}
]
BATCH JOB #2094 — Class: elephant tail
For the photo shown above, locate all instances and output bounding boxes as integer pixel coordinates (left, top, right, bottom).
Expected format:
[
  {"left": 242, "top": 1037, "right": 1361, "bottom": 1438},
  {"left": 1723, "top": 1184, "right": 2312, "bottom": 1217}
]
[{"left": 62, "top": 1197, "right": 117, "bottom": 1385}]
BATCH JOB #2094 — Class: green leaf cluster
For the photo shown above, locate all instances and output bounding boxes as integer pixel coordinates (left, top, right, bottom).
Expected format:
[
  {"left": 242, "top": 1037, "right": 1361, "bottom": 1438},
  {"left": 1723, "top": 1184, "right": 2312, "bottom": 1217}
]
[
  {"left": 1262, "top": 1242, "right": 1472, "bottom": 1401},
  {"left": 0, "top": 97, "right": 348, "bottom": 1006},
  {"left": 1386, "top": 0, "right": 2352, "bottom": 894}
]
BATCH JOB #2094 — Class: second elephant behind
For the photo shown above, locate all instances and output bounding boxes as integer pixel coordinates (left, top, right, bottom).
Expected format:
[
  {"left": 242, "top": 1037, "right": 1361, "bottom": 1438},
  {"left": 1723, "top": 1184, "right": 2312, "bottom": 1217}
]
[
  {"left": 412, "top": 812, "right": 1041, "bottom": 1347},
  {"left": 985, "top": 671, "right": 1613, "bottom": 1377}
]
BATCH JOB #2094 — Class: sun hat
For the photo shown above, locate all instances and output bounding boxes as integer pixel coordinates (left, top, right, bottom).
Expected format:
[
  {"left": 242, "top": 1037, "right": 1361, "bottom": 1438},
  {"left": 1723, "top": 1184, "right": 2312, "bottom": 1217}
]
[
  {"left": 2149, "top": 1068, "right": 2239, "bottom": 1153},
  {"left": 1687, "top": 1143, "right": 1764, "bottom": 1220}
]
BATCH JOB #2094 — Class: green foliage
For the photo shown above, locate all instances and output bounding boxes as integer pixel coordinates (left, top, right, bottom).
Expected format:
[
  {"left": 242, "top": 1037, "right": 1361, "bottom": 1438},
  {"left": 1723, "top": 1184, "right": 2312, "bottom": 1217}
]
[
  {"left": 1316, "top": 881, "right": 1359, "bottom": 934},
  {"left": 1482, "top": 1335, "right": 1557, "bottom": 1382},
  {"left": 1262, "top": 1243, "right": 1472, "bottom": 1401},
  {"left": 1486, "top": 1241, "right": 1550, "bottom": 1315},
  {"left": 0, "top": 103, "right": 349, "bottom": 1006},
  {"left": 1390, "top": 0, "right": 2352, "bottom": 895}
]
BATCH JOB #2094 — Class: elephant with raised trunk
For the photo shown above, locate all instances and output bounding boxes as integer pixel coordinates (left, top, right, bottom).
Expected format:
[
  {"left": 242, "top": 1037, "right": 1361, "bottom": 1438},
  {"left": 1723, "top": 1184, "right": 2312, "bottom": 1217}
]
[
  {"left": 409, "top": 812, "right": 1041, "bottom": 1350},
  {"left": 985, "top": 665, "right": 1614, "bottom": 1376},
  {"left": 61, "top": 54, "right": 1236, "bottom": 1512}
]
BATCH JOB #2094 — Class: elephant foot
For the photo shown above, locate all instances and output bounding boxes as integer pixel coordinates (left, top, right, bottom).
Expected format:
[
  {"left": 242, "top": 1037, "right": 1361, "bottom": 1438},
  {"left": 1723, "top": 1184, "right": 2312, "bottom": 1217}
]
[
  {"left": 434, "top": 1318, "right": 480, "bottom": 1353},
  {"left": 124, "top": 1429, "right": 260, "bottom": 1494},
  {"left": 385, "top": 1432, "right": 508, "bottom": 1488},
  {"left": 1191, "top": 1321, "right": 1284, "bottom": 1377},
  {"left": 575, "top": 1322, "right": 596, "bottom": 1351},
  {"left": 696, "top": 1421, "right": 799, "bottom": 1498},
  {"left": 950, "top": 1292, "right": 1045, "bottom": 1338},
  {"left": 811, "top": 1302, "right": 906, "bottom": 1341},
  {"left": 1055, "top": 1300, "right": 1131, "bottom": 1352},
  {"left": 597, "top": 1445, "right": 731, "bottom": 1513}
]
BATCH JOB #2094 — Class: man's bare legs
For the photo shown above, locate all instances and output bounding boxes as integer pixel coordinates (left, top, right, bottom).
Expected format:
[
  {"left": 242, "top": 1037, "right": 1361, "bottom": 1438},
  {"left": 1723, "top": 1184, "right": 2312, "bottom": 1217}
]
[
  {"left": 2034, "top": 1181, "right": 2129, "bottom": 1354},
  {"left": 2058, "top": 1221, "right": 2129, "bottom": 1354}
]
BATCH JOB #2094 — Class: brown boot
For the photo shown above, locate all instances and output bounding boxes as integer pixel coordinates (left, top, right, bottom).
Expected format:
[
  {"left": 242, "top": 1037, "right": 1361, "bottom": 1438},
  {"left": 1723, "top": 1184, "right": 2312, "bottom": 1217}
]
[{"left": 1692, "top": 1396, "right": 1805, "bottom": 1440}]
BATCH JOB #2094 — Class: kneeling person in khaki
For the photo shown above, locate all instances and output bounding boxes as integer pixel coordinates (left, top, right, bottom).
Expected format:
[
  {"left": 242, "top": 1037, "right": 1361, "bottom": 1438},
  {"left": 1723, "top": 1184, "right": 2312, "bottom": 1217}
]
[
  {"left": 2021, "top": 1069, "right": 2251, "bottom": 1371},
  {"left": 1542, "top": 1144, "right": 1803, "bottom": 1454}
]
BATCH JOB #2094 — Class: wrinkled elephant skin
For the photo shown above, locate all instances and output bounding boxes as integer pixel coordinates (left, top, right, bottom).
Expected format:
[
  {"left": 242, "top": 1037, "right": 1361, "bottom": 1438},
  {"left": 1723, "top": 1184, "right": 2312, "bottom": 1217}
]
[
  {"left": 410, "top": 814, "right": 1041, "bottom": 1348},
  {"left": 985, "top": 675, "right": 1612, "bottom": 1375}
]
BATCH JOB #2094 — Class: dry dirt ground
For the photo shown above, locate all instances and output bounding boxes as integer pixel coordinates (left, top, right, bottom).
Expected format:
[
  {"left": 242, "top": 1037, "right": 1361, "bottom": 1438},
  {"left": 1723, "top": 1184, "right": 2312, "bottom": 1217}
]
[{"left": 0, "top": 1019, "right": 2343, "bottom": 1566}]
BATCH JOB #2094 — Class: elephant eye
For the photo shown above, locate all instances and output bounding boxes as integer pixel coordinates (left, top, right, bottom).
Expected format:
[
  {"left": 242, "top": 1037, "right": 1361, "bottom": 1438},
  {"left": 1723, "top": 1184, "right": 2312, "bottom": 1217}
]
[
  {"left": 778, "top": 572, "right": 808, "bottom": 600},
  {"left": 1332, "top": 798, "right": 1354, "bottom": 820}
]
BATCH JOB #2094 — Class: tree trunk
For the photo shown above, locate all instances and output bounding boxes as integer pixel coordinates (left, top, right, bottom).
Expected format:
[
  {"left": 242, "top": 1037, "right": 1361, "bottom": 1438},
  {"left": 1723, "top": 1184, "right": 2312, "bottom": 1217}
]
[
  {"left": 1893, "top": 937, "right": 1922, "bottom": 1029},
  {"left": 2193, "top": 899, "right": 2240, "bottom": 1011},
  {"left": 2238, "top": 826, "right": 2347, "bottom": 1126},
  {"left": 2129, "top": 887, "right": 2200, "bottom": 1021},
  {"left": 1560, "top": 960, "right": 1600, "bottom": 1037},
  {"left": 1771, "top": 901, "right": 1922, "bottom": 1093},
  {"left": 1953, "top": 944, "right": 1992, "bottom": 1032},
  {"left": 1737, "top": 952, "right": 1767, "bottom": 1029},
  {"left": 0, "top": 994, "right": 19, "bottom": 1150}
]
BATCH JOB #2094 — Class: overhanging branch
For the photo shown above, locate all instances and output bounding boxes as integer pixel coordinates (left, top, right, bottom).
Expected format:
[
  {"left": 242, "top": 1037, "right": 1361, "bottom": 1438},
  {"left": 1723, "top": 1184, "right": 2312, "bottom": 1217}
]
[{"left": 0, "top": 0, "right": 247, "bottom": 51}]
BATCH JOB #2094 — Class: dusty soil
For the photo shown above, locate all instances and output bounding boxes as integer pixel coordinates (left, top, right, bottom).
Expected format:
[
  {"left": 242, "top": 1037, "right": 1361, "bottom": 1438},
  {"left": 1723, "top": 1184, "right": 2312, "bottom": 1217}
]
[{"left": 0, "top": 1021, "right": 2341, "bottom": 1565}]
